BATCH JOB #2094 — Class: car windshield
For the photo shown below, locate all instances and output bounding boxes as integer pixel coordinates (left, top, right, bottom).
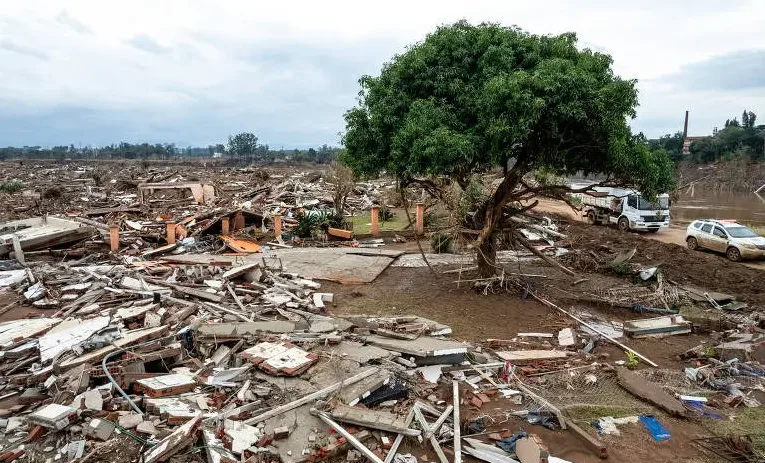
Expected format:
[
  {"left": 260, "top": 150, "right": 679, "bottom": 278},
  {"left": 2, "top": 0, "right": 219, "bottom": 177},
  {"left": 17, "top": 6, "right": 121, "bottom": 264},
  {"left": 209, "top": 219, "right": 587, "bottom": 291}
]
[
  {"left": 637, "top": 196, "right": 669, "bottom": 211},
  {"left": 726, "top": 226, "right": 759, "bottom": 238}
]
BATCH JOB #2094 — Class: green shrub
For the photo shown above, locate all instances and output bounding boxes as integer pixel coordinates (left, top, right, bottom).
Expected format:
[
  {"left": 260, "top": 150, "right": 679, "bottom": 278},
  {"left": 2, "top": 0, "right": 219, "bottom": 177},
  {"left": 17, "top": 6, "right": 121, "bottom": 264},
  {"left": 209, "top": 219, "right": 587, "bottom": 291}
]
[
  {"left": 42, "top": 186, "right": 63, "bottom": 199},
  {"left": 431, "top": 232, "right": 453, "bottom": 253},
  {"left": 0, "top": 181, "right": 22, "bottom": 194}
]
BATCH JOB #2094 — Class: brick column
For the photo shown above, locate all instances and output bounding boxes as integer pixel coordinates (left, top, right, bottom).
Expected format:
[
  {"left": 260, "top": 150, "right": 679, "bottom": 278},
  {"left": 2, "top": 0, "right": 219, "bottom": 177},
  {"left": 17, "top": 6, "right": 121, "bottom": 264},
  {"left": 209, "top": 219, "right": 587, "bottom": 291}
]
[
  {"left": 370, "top": 206, "right": 380, "bottom": 237},
  {"left": 415, "top": 202, "right": 425, "bottom": 235},
  {"left": 109, "top": 224, "right": 120, "bottom": 252},
  {"left": 274, "top": 215, "right": 282, "bottom": 236},
  {"left": 166, "top": 221, "right": 176, "bottom": 244},
  {"left": 221, "top": 217, "right": 230, "bottom": 236}
]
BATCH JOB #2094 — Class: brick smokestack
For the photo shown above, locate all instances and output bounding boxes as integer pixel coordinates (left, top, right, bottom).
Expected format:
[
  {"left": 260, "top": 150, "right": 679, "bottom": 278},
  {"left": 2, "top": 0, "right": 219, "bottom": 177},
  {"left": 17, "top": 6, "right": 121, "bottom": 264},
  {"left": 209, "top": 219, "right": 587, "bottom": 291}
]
[{"left": 683, "top": 110, "right": 689, "bottom": 138}]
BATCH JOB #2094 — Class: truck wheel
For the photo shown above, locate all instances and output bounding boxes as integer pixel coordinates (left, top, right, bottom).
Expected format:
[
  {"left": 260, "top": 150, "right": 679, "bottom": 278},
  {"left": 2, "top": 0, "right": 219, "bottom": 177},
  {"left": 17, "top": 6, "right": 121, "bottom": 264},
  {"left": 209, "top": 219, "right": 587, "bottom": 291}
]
[
  {"left": 727, "top": 246, "right": 742, "bottom": 262},
  {"left": 686, "top": 237, "right": 698, "bottom": 250},
  {"left": 586, "top": 210, "right": 596, "bottom": 225},
  {"left": 618, "top": 217, "right": 630, "bottom": 233}
]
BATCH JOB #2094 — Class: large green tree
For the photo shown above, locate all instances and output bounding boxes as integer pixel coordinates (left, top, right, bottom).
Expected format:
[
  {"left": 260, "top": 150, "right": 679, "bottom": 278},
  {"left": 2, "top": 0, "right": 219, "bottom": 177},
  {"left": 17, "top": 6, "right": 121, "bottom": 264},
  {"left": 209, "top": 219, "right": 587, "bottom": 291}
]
[
  {"left": 342, "top": 21, "right": 674, "bottom": 276},
  {"left": 227, "top": 132, "right": 259, "bottom": 163}
]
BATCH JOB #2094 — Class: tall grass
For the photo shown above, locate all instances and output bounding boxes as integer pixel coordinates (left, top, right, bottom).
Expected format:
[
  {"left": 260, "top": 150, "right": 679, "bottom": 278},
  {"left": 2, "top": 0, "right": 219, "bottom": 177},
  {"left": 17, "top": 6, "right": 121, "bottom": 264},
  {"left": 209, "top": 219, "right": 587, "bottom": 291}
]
[{"left": 0, "top": 181, "right": 22, "bottom": 194}]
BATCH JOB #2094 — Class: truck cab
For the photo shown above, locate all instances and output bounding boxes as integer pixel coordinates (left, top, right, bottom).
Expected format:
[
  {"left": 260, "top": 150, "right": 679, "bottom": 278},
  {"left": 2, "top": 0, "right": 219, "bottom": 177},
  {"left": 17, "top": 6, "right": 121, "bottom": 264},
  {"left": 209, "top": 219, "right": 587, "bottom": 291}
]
[
  {"left": 578, "top": 187, "right": 670, "bottom": 233},
  {"left": 615, "top": 193, "right": 670, "bottom": 232}
]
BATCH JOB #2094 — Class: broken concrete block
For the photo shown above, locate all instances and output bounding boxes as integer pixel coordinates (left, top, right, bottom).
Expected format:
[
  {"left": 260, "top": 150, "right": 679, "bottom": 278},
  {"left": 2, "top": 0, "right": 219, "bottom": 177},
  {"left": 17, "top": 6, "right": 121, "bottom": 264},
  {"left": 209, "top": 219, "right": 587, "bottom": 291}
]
[
  {"left": 118, "top": 413, "right": 143, "bottom": 429},
  {"left": 85, "top": 418, "right": 115, "bottom": 441},
  {"left": 557, "top": 328, "right": 575, "bottom": 347},
  {"left": 143, "top": 413, "right": 202, "bottom": 463},
  {"left": 135, "top": 373, "right": 197, "bottom": 398},
  {"left": 81, "top": 389, "right": 103, "bottom": 411},
  {"left": 273, "top": 426, "right": 290, "bottom": 439},
  {"left": 312, "top": 293, "right": 334, "bottom": 309},
  {"left": 136, "top": 421, "right": 161, "bottom": 436},
  {"left": 240, "top": 341, "right": 318, "bottom": 376},
  {"left": 616, "top": 368, "right": 686, "bottom": 417},
  {"left": 716, "top": 333, "right": 765, "bottom": 362},
  {"left": 28, "top": 404, "right": 78, "bottom": 430}
]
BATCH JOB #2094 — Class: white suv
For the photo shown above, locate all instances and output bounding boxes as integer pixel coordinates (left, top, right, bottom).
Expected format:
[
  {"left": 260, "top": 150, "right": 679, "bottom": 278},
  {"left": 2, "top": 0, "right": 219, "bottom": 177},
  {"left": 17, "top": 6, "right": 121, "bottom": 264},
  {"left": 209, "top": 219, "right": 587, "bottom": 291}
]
[{"left": 686, "top": 219, "right": 765, "bottom": 261}]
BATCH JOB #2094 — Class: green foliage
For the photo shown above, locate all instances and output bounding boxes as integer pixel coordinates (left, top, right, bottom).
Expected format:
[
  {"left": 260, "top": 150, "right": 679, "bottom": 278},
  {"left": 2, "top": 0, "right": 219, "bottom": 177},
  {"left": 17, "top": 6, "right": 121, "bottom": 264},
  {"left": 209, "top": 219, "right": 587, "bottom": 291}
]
[
  {"left": 379, "top": 206, "right": 394, "bottom": 223},
  {"left": 647, "top": 131, "right": 685, "bottom": 161},
  {"left": 90, "top": 169, "right": 105, "bottom": 187},
  {"left": 42, "top": 186, "right": 63, "bottom": 199},
  {"left": 227, "top": 132, "right": 259, "bottom": 163},
  {"left": 430, "top": 232, "right": 453, "bottom": 253},
  {"left": 680, "top": 110, "right": 765, "bottom": 163},
  {"left": 610, "top": 261, "right": 632, "bottom": 275},
  {"left": 457, "top": 175, "right": 486, "bottom": 225},
  {"left": 0, "top": 181, "right": 22, "bottom": 194},
  {"left": 625, "top": 351, "right": 639, "bottom": 369},
  {"left": 342, "top": 20, "right": 674, "bottom": 202},
  {"left": 293, "top": 210, "right": 344, "bottom": 238}
]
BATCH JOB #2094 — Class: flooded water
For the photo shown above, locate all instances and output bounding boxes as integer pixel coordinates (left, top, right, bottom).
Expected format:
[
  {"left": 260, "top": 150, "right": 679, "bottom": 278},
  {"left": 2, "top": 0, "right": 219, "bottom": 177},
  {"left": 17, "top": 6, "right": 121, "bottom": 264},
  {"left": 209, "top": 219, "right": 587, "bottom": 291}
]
[{"left": 672, "top": 191, "right": 765, "bottom": 225}]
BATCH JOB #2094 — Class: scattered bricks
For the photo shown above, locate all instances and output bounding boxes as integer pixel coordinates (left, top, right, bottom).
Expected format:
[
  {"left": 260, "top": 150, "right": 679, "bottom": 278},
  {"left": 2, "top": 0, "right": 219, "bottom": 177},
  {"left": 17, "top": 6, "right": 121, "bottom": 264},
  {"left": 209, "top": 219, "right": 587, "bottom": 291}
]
[
  {"left": 256, "top": 434, "right": 273, "bottom": 447},
  {"left": 273, "top": 426, "right": 290, "bottom": 439},
  {"left": 26, "top": 425, "right": 45, "bottom": 442},
  {"left": 476, "top": 393, "right": 490, "bottom": 404},
  {"left": 469, "top": 396, "right": 483, "bottom": 408},
  {"left": 85, "top": 418, "right": 115, "bottom": 441}
]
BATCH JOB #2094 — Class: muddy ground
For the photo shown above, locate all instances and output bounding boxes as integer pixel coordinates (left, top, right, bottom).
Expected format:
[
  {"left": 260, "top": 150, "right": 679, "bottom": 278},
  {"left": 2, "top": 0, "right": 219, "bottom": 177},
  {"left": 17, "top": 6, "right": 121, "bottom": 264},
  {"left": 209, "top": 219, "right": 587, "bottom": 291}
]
[{"left": 320, "top": 214, "right": 765, "bottom": 462}]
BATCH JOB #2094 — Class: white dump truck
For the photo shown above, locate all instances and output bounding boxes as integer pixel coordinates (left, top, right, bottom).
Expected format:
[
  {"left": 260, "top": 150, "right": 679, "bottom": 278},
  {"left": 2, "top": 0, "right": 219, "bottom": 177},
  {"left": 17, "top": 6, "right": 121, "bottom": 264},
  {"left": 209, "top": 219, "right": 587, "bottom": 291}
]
[{"left": 572, "top": 187, "right": 670, "bottom": 233}]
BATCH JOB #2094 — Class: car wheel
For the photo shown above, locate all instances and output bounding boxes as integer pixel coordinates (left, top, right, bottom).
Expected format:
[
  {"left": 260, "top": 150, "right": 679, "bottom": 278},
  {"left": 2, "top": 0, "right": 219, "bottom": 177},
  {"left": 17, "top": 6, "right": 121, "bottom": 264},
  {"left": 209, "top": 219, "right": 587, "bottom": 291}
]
[
  {"left": 586, "top": 210, "right": 596, "bottom": 225},
  {"left": 727, "top": 246, "right": 742, "bottom": 262},
  {"left": 686, "top": 237, "right": 699, "bottom": 250},
  {"left": 618, "top": 217, "right": 630, "bottom": 232}
]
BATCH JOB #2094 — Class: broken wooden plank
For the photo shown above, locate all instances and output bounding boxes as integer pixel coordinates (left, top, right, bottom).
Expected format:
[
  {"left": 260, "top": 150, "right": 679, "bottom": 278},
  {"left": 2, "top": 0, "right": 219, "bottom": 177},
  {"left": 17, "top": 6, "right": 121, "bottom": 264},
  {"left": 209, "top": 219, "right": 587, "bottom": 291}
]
[{"left": 453, "top": 381, "right": 461, "bottom": 463}]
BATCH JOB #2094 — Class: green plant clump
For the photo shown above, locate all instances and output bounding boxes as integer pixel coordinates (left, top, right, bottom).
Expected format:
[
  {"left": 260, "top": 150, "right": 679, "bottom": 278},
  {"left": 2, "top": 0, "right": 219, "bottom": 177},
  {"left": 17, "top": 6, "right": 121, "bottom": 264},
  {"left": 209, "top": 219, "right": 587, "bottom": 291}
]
[
  {"left": 431, "top": 232, "right": 453, "bottom": 253},
  {"left": 0, "top": 181, "right": 22, "bottom": 194}
]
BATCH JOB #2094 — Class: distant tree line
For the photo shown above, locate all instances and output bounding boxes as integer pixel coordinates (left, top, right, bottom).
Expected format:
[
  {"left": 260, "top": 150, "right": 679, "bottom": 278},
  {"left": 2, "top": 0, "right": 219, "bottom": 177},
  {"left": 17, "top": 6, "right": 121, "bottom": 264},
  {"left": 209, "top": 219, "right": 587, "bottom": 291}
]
[
  {"left": 0, "top": 132, "right": 341, "bottom": 164},
  {"left": 649, "top": 110, "right": 765, "bottom": 163}
]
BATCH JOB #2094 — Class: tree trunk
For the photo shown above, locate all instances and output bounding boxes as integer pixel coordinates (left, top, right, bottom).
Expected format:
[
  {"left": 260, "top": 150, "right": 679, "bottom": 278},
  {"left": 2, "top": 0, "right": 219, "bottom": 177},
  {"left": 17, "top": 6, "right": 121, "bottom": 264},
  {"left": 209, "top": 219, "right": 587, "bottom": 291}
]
[{"left": 477, "top": 234, "right": 497, "bottom": 277}]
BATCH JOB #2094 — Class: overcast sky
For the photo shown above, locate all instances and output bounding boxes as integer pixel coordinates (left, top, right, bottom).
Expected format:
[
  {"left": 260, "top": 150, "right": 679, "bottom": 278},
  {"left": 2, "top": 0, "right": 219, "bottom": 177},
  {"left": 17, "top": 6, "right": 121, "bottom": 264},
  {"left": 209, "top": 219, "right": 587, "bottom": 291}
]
[{"left": 1, "top": 0, "right": 763, "bottom": 148}]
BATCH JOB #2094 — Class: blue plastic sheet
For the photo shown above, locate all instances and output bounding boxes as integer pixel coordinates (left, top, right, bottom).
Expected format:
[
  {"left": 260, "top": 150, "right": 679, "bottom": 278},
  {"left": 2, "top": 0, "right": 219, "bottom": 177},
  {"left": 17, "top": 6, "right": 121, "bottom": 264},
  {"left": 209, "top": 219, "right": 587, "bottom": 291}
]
[{"left": 639, "top": 415, "right": 671, "bottom": 441}]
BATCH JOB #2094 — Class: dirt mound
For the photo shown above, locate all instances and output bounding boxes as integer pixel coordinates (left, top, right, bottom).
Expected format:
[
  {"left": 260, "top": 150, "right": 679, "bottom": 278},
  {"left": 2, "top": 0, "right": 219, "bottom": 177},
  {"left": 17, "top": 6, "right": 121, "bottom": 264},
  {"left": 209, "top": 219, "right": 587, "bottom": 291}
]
[{"left": 560, "top": 219, "right": 765, "bottom": 304}]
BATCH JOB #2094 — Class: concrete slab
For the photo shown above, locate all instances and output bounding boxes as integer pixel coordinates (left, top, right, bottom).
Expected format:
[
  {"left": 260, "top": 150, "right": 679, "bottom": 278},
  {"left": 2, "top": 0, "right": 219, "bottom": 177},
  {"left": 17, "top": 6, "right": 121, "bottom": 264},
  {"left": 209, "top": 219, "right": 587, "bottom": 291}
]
[
  {"left": 623, "top": 315, "right": 692, "bottom": 338},
  {"left": 268, "top": 248, "right": 404, "bottom": 284},
  {"left": 241, "top": 341, "right": 318, "bottom": 376},
  {"left": 495, "top": 350, "right": 569, "bottom": 363},
  {"left": 263, "top": 404, "right": 326, "bottom": 463},
  {"left": 38, "top": 316, "right": 110, "bottom": 363},
  {"left": 316, "top": 341, "right": 398, "bottom": 364},
  {"left": 616, "top": 367, "right": 686, "bottom": 417},
  {"left": 336, "top": 368, "right": 391, "bottom": 406},
  {"left": 364, "top": 335, "right": 468, "bottom": 358},
  {"left": 329, "top": 403, "right": 420, "bottom": 435},
  {"left": 0, "top": 318, "right": 60, "bottom": 349},
  {"left": 196, "top": 321, "right": 305, "bottom": 340}
]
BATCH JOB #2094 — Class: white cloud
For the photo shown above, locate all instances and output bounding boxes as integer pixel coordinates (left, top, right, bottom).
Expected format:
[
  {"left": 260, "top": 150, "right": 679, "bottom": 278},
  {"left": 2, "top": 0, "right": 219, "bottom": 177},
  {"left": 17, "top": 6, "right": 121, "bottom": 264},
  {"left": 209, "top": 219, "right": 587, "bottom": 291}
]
[{"left": 0, "top": 0, "right": 763, "bottom": 146}]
